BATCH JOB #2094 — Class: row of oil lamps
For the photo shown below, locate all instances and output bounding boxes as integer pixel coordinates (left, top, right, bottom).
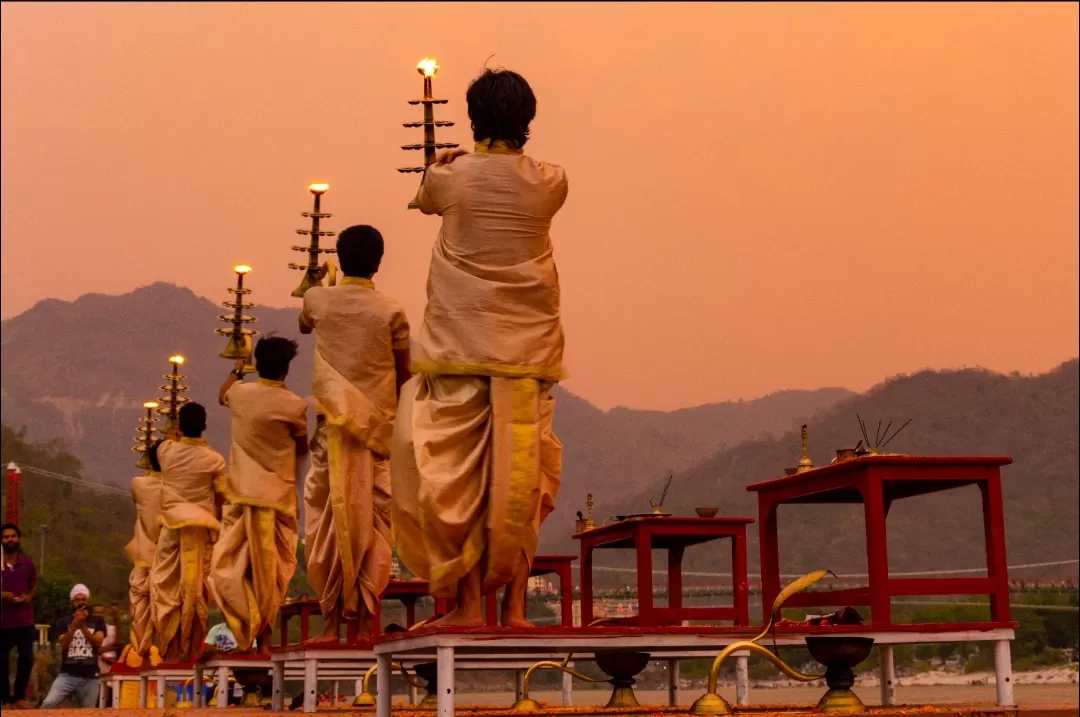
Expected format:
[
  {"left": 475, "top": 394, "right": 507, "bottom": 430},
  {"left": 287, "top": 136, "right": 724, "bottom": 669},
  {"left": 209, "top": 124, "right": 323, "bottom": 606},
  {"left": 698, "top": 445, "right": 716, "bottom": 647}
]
[{"left": 133, "top": 57, "right": 457, "bottom": 469}]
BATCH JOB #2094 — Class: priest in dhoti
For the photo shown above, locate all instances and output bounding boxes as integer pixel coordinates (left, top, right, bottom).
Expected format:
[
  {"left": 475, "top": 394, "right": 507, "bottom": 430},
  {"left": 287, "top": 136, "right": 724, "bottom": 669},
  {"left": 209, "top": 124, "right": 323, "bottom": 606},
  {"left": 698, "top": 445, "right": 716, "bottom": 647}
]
[
  {"left": 391, "top": 68, "right": 567, "bottom": 628},
  {"left": 124, "top": 441, "right": 164, "bottom": 655},
  {"left": 299, "top": 224, "right": 412, "bottom": 642},
  {"left": 151, "top": 402, "right": 226, "bottom": 662},
  {"left": 209, "top": 339, "right": 308, "bottom": 654}
]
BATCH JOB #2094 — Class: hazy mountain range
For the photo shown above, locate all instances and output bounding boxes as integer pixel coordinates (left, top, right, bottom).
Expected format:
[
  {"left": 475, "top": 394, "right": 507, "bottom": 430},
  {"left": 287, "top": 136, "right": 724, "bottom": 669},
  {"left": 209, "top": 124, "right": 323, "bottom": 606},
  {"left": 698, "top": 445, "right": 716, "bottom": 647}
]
[{"left": 1, "top": 282, "right": 1076, "bottom": 579}]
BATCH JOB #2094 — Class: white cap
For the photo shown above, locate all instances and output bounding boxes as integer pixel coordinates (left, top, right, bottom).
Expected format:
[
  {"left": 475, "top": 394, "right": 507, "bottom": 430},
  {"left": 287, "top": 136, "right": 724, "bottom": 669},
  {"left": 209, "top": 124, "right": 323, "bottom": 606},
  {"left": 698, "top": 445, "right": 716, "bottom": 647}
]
[{"left": 70, "top": 584, "right": 90, "bottom": 600}]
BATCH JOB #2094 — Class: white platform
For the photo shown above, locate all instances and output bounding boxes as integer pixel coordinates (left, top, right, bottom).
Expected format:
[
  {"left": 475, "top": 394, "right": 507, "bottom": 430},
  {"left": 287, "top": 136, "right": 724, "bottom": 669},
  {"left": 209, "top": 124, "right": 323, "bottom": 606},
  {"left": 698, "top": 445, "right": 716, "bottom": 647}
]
[
  {"left": 96, "top": 672, "right": 142, "bottom": 708},
  {"left": 373, "top": 626, "right": 1017, "bottom": 717},
  {"left": 137, "top": 666, "right": 198, "bottom": 708},
  {"left": 269, "top": 645, "right": 581, "bottom": 713}
]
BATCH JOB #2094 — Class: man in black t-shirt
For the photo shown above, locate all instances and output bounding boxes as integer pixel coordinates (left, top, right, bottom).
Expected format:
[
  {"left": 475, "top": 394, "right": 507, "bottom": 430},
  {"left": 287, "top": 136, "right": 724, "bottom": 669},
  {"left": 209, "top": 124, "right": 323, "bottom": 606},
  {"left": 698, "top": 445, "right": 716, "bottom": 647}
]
[{"left": 40, "top": 584, "right": 106, "bottom": 708}]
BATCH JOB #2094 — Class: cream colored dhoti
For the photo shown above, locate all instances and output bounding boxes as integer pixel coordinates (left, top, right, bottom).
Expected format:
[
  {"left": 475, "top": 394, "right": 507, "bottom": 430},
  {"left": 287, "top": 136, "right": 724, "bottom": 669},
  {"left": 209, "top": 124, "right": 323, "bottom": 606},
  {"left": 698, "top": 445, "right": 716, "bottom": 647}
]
[
  {"left": 304, "top": 418, "right": 392, "bottom": 621},
  {"left": 127, "top": 565, "right": 153, "bottom": 653},
  {"left": 391, "top": 374, "right": 562, "bottom": 598},
  {"left": 209, "top": 504, "right": 298, "bottom": 651},
  {"left": 151, "top": 525, "right": 214, "bottom": 662}
]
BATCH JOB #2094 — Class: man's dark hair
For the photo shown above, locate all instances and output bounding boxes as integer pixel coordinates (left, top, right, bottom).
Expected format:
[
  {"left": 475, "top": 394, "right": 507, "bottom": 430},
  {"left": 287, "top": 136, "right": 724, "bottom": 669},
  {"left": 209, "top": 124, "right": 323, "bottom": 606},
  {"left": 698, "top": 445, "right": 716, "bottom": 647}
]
[
  {"left": 178, "top": 402, "right": 207, "bottom": 438},
  {"left": 147, "top": 439, "right": 162, "bottom": 473},
  {"left": 336, "top": 225, "right": 384, "bottom": 278},
  {"left": 254, "top": 336, "right": 299, "bottom": 380},
  {"left": 1, "top": 523, "right": 20, "bottom": 538},
  {"left": 466, "top": 69, "right": 537, "bottom": 149}
]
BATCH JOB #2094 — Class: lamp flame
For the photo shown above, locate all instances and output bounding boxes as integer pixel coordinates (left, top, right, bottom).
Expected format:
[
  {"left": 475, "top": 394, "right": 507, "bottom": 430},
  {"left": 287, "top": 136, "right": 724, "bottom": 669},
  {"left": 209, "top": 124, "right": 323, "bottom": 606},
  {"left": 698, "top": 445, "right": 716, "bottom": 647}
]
[
  {"left": 233, "top": 264, "right": 252, "bottom": 275},
  {"left": 308, "top": 183, "right": 329, "bottom": 195},
  {"left": 417, "top": 57, "right": 439, "bottom": 78},
  {"left": 143, "top": 401, "right": 159, "bottom": 409},
  {"left": 169, "top": 355, "right": 185, "bottom": 365}
]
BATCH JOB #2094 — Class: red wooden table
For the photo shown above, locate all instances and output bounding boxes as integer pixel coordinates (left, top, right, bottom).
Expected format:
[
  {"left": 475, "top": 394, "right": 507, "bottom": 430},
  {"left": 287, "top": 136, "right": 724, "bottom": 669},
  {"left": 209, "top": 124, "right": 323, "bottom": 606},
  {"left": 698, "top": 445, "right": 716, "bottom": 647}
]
[
  {"left": 746, "top": 455, "right": 1013, "bottom": 625},
  {"left": 531, "top": 554, "right": 577, "bottom": 627},
  {"left": 473, "top": 554, "right": 577, "bottom": 626},
  {"left": 573, "top": 516, "right": 753, "bottom": 627},
  {"left": 277, "top": 580, "right": 448, "bottom": 646}
]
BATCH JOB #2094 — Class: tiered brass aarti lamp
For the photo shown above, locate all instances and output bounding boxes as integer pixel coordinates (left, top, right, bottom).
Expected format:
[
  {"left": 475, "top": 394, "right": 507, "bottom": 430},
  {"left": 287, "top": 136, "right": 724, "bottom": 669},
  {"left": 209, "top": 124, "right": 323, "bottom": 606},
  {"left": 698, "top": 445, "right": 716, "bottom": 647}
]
[
  {"left": 398, "top": 57, "right": 459, "bottom": 209},
  {"left": 216, "top": 264, "right": 258, "bottom": 374},
  {"left": 289, "top": 183, "right": 337, "bottom": 297},
  {"left": 132, "top": 401, "right": 160, "bottom": 471},
  {"left": 157, "top": 355, "right": 189, "bottom": 434}
]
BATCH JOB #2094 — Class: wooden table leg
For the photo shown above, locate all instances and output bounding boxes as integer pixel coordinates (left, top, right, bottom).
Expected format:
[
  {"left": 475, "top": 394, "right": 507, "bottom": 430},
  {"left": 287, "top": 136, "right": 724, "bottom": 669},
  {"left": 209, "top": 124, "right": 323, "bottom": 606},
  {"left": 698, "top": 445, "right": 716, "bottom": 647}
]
[
  {"left": 668, "top": 545, "right": 685, "bottom": 622},
  {"left": 581, "top": 543, "right": 595, "bottom": 625},
  {"left": 880, "top": 645, "right": 896, "bottom": 705},
  {"left": 216, "top": 665, "right": 230, "bottom": 710},
  {"left": 272, "top": 661, "right": 285, "bottom": 711},
  {"left": 758, "top": 497, "right": 781, "bottom": 624},
  {"left": 736, "top": 654, "right": 749, "bottom": 705},
  {"left": 437, "top": 645, "right": 455, "bottom": 717},
  {"left": 635, "top": 524, "right": 654, "bottom": 625},
  {"left": 981, "top": 476, "right": 1011, "bottom": 621},
  {"left": 994, "top": 639, "right": 1014, "bottom": 706},
  {"left": 558, "top": 563, "right": 574, "bottom": 627},
  {"left": 193, "top": 665, "right": 204, "bottom": 707},
  {"left": 300, "top": 606, "right": 311, "bottom": 644},
  {"left": 376, "top": 652, "right": 393, "bottom": 717},
  {"left": 303, "top": 657, "right": 317, "bottom": 713},
  {"left": 862, "top": 475, "right": 892, "bottom": 624},
  {"left": 732, "top": 527, "right": 749, "bottom": 625}
]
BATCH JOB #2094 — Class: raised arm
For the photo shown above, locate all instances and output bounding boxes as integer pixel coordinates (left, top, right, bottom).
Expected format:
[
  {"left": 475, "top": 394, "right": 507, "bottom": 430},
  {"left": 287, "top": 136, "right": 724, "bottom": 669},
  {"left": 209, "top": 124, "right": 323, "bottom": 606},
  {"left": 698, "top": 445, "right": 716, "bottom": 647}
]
[
  {"left": 415, "top": 153, "right": 463, "bottom": 216},
  {"left": 218, "top": 360, "right": 245, "bottom": 406},
  {"left": 298, "top": 313, "right": 314, "bottom": 335}
]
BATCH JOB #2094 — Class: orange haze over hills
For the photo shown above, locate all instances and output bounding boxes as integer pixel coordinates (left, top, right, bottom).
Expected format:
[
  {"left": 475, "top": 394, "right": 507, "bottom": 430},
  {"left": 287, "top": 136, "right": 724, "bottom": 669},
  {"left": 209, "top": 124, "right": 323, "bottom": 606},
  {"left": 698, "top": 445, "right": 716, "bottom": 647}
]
[{"left": 2, "top": 2, "right": 1077, "bottom": 410}]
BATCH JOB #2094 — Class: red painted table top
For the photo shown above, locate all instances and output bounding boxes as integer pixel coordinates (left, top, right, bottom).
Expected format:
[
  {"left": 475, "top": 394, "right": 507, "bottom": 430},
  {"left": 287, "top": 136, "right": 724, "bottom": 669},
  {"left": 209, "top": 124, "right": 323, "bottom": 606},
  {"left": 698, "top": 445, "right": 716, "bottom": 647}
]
[
  {"left": 746, "top": 455, "right": 1013, "bottom": 502},
  {"left": 384, "top": 578, "right": 432, "bottom": 598},
  {"left": 574, "top": 515, "right": 754, "bottom": 549}
]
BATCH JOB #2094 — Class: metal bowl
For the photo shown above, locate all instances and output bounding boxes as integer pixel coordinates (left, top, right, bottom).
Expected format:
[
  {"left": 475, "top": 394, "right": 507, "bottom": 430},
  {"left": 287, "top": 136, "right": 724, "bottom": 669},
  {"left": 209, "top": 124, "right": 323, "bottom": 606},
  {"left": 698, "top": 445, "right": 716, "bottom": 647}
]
[
  {"left": 805, "top": 636, "right": 875, "bottom": 668},
  {"left": 594, "top": 650, "right": 651, "bottom": 679},
  {"left": 695, "top": 507, "right": 719, "bottom": 518}
]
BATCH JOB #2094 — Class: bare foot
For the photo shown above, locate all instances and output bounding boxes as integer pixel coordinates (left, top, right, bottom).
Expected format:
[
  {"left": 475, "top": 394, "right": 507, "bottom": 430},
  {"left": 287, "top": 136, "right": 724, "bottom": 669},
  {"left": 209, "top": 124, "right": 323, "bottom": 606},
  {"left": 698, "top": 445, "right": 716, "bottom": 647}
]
[
  {"left": 428, "top": 608, "right": 484, "bottom": 628},
  {"left": 304, "top": 624, "right": 341, "bottom": 645},
  {"left": 501, "top": 615, "right": 535, "bottom": 629},
  {"left": 305, "top": 611, "right": 340, "bottom": 645}
]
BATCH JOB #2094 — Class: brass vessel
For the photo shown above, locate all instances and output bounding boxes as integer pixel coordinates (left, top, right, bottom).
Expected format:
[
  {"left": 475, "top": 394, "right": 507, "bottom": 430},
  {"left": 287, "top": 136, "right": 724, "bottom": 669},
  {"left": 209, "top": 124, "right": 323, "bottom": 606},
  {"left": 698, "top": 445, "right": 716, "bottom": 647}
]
[
  {"left": 216, "top": 264, "right": 258, "bottom": 374},
  {"left": 807, "top": 636, "right": 875, "bottom": 714},
  {"left": 289, "top": 184, "right": 337, "bottom": 298}
]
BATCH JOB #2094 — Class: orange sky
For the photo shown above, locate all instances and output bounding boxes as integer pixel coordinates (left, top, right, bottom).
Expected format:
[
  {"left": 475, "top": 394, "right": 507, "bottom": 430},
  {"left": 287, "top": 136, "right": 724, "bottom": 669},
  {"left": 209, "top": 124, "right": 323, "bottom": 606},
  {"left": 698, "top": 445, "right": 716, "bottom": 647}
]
[{"left": 2, "top": 2, "right": 1077, "bottom": 410}]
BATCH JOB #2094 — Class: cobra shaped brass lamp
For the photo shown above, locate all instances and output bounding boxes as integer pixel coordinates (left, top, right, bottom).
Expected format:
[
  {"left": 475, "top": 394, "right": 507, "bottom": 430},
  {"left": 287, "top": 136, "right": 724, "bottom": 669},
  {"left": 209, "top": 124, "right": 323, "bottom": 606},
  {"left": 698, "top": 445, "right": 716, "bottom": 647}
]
[
  {"left": 511, "top": 654, "right": 606, "bottom": 711},
  {"left": 689, "top": 569, "right": 831, "bottom": 715}
]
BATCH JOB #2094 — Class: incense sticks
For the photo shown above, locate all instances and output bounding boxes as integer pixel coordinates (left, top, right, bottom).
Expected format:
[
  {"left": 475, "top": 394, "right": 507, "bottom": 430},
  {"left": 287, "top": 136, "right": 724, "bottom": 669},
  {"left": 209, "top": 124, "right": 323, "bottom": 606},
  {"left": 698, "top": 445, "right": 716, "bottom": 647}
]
[
  {"left": 856, "top": 414, "right": 912, "bottom": 453},
  {"left": 880, "top": 418, "right": 912, "bottom": 450}
]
